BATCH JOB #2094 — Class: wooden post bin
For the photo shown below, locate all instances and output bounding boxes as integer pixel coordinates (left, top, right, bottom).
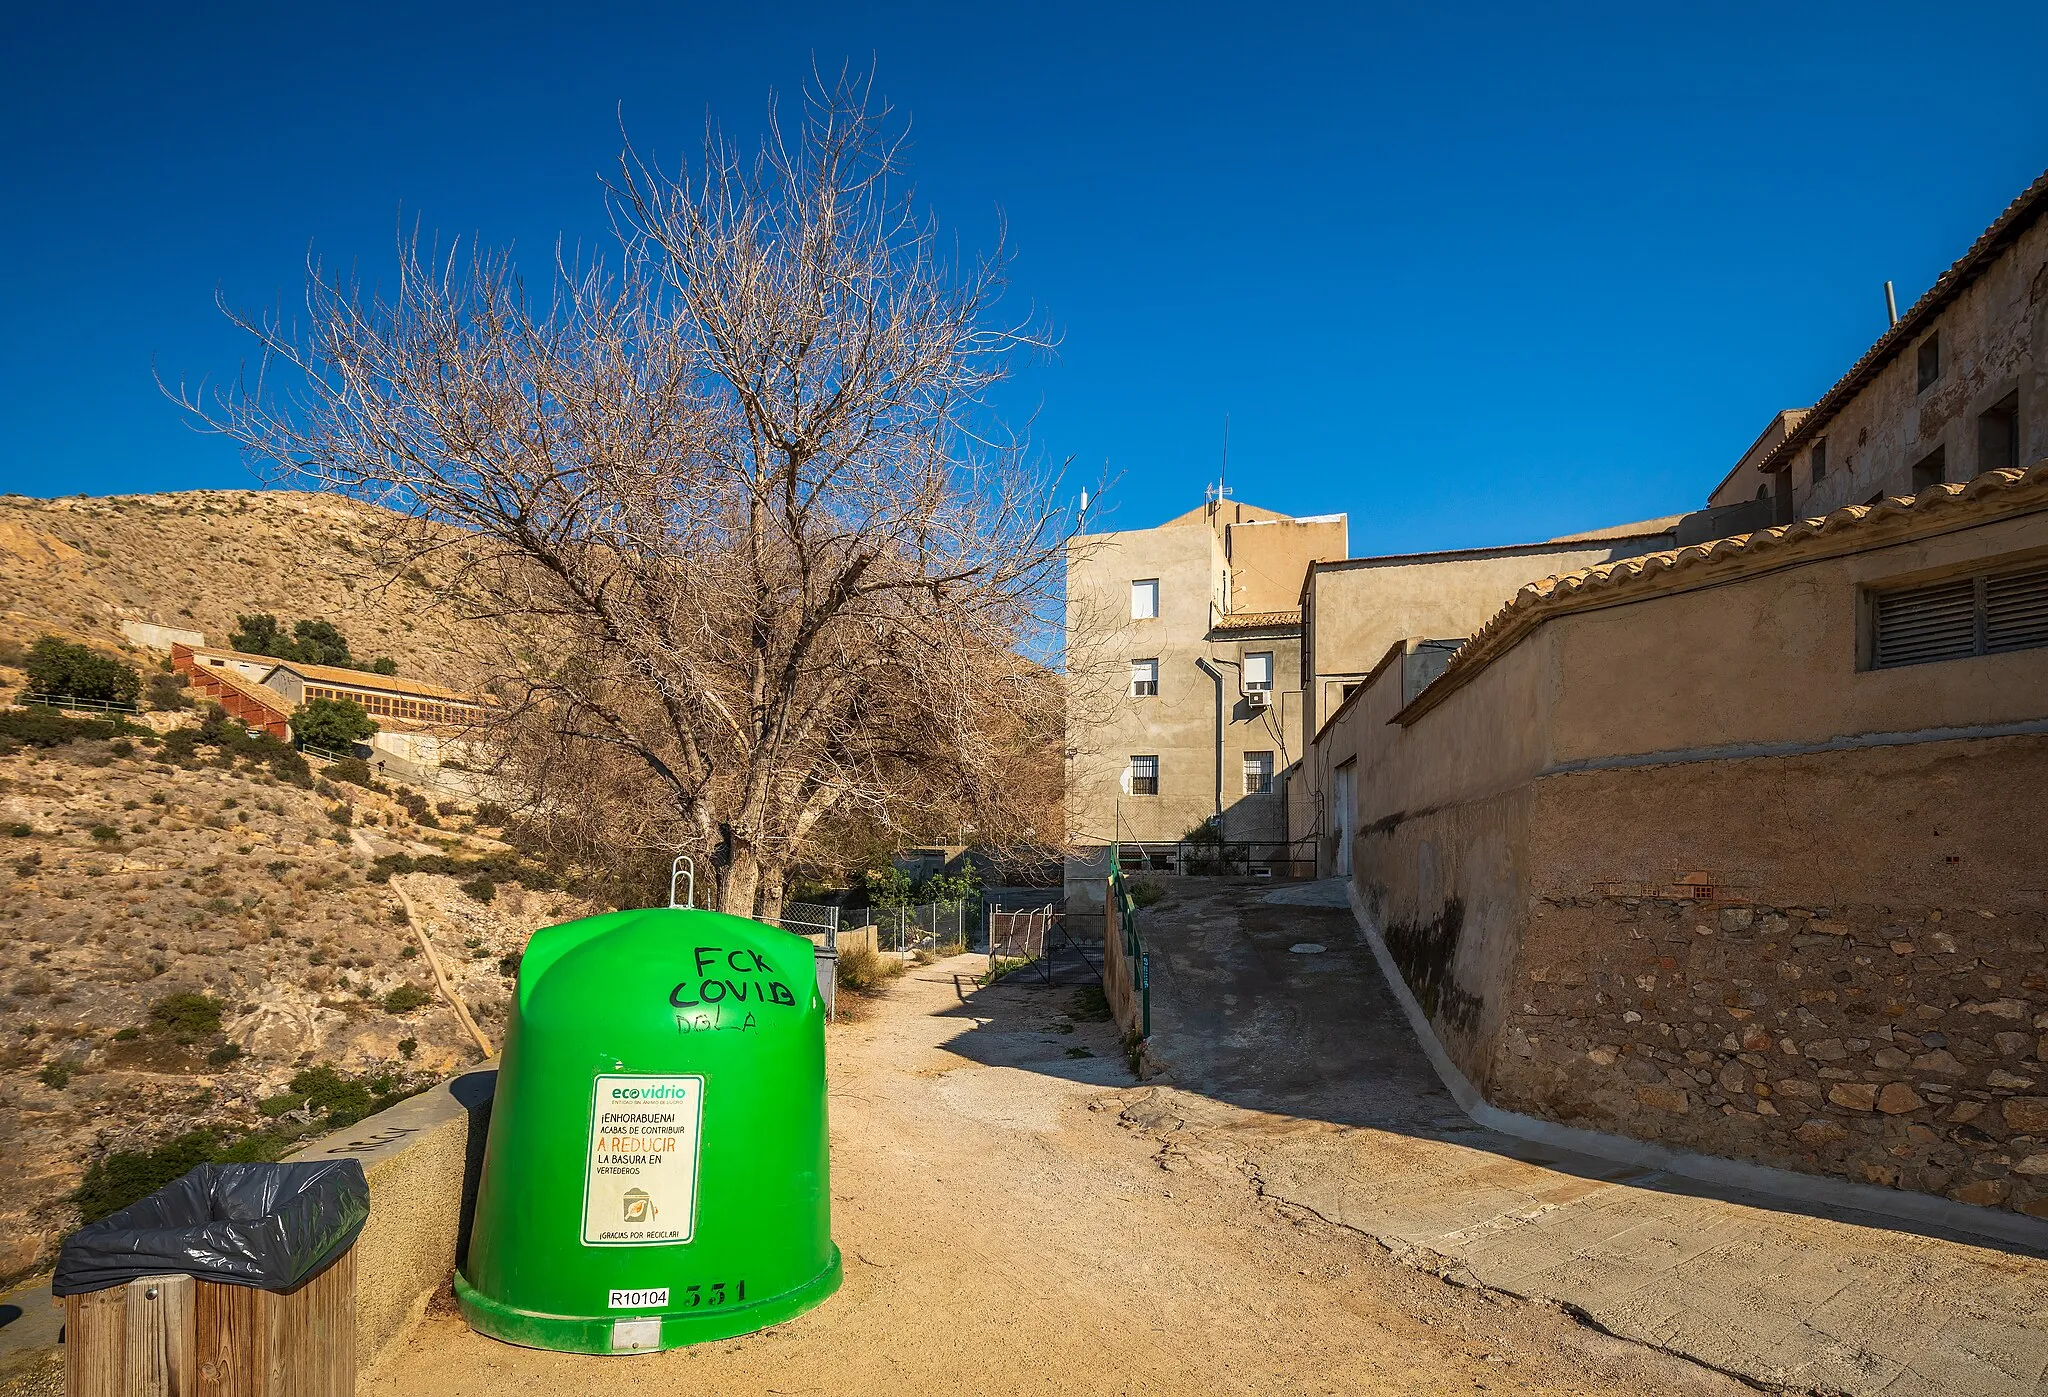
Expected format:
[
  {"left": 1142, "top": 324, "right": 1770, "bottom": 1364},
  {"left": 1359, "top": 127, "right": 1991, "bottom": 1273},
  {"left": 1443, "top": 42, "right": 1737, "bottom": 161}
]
[{"left": 64, "top": 1245, "right": 355, "bottom": 1397}]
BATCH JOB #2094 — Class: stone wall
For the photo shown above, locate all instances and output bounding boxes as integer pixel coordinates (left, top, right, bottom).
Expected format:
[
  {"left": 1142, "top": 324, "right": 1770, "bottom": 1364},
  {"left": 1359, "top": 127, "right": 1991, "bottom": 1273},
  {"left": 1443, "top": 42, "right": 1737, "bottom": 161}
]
[{"left": 1483, "top": 735, "right": 2048, "bottom": 1219}]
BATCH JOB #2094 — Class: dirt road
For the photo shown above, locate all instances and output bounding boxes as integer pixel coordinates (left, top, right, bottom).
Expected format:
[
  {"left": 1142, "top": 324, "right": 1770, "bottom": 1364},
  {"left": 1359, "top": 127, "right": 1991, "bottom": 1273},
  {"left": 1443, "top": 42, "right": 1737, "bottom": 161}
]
[{"left": 367, "top": 951, "right": 1746, "bottom": 1396}]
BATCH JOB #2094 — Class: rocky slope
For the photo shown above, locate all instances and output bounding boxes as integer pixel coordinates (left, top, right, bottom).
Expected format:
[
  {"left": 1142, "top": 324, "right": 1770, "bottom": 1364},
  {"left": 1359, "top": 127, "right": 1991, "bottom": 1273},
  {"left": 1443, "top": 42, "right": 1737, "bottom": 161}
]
[
  {"left": 0, "top": 489, "right": 588, "bottom": 1286},
  {"left": 0, "top": 488, "right": 482, "bottom": 678}
]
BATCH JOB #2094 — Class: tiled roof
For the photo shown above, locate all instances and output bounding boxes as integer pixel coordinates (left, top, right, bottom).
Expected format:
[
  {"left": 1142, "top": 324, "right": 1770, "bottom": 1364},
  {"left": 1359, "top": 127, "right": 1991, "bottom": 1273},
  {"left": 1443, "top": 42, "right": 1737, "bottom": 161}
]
[
  {"left": 1399, "top": 463, "right": 2048, "bottom": 724},
  {"left": 187, "top": 660, "right": 290, "bottom": 717},
  {"left": 1757, "top": 167, "right": 2048, "bottom": 479},
  {"left": 262, "top": 658, "right": 478, "bottom": 704},
  {"left": 1211, "top": 608, "right": 1302, "bottom": 632}
]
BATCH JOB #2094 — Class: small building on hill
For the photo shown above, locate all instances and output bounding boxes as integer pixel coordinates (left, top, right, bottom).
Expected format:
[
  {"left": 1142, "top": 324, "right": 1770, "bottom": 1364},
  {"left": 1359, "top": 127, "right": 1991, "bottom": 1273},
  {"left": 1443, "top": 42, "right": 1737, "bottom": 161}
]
[{"left": 257, "top": 659, "right": 487, "bottom": 728}]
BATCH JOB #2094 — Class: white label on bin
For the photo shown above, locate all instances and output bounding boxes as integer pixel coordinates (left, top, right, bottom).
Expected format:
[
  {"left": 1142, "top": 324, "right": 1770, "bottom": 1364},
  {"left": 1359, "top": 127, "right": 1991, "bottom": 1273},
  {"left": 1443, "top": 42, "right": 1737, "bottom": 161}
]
[
  {"left": 582, "top": 1074, "right": 703, "bottom": 1247},
  {"left": 609, "top": 1287, "right": 669, "bottom": 1308}
]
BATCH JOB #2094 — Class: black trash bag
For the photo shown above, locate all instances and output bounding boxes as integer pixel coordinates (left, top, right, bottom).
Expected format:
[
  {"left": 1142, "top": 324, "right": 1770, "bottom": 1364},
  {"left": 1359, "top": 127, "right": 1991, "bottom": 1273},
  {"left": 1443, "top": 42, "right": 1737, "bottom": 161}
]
[{"left": 53, "top": 1160, "right": 368, "bottom": 1296}]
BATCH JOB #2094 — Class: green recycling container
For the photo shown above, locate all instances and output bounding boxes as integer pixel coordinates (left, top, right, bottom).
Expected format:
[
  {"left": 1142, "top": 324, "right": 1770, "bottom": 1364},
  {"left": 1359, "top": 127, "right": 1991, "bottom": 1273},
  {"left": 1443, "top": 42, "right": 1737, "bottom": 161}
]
[{"left": 455, "top": 906, "right": 841, "bottom": 1354}]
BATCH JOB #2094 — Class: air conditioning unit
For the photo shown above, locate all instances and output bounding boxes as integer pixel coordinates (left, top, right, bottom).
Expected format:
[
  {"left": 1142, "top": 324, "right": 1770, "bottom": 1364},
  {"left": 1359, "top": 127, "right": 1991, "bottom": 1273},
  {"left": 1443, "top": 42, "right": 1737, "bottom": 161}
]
[{"left": 1244, "top": 689, "right": 1270, "bottom": 709}]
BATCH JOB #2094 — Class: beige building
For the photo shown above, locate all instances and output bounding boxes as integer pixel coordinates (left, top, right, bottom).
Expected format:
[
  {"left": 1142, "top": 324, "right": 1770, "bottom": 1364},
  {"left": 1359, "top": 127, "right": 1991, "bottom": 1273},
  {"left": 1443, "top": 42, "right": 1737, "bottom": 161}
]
[
  {"left": 1314, "top": 463, "right": 2048, "bottom": 1217},
  {"left": 1063, "top": 496, "right": 1346, "bottom": 871},
  {"left": 1294, "top": 519, "right": 1679, "bottom": 870},
  {"left": 1753, "top": 167, "right": 2048, "bottom": 520}
]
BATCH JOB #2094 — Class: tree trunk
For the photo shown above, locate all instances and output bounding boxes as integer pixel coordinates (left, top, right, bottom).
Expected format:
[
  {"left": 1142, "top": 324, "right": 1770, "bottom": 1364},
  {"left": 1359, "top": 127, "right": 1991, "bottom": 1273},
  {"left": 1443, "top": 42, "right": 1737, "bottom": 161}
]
[
  {"left": 756, "top": 863, "right": 786, "bottom": 927},
  {"left": 718, "top": 845, "right": 761, "bottom": 918}
]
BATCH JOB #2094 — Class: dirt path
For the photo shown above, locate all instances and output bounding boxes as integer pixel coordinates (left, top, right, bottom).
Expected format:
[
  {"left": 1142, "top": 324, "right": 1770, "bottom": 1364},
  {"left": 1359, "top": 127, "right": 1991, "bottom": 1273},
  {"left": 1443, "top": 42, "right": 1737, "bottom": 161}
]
[{"left": 368, "top": 953, "right": 1745, "bottom": 1396}]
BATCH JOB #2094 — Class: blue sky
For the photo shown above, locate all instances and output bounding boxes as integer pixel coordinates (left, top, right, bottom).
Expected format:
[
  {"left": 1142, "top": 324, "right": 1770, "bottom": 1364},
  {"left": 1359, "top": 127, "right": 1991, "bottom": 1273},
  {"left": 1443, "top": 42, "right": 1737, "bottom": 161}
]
[{"left": 3, "top": 1, "right": 2044, "bottom": 556}]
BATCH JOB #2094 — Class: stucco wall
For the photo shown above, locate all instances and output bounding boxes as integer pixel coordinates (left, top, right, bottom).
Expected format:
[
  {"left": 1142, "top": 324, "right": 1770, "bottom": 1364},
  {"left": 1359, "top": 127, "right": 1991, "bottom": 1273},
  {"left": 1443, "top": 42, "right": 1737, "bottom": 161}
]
[
  {"left": 1783, "top": 215, "right": 2046, "bottom": 518},
  {"left": 1298, "top": 529, "right": 1673, "bottom": 862},
  {"left": 1545, "top": 509, "right": 2048, "bottom": 763},
  {"left": 1325, "top": 498, "right": 2048, "bottom": 1217}
]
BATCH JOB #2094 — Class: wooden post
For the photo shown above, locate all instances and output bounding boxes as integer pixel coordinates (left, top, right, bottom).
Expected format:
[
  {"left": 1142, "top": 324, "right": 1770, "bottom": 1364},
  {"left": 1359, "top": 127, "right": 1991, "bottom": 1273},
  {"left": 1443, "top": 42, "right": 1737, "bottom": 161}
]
[{"left": 65, "top": 1247, "right": 355, "bottom": 1397}]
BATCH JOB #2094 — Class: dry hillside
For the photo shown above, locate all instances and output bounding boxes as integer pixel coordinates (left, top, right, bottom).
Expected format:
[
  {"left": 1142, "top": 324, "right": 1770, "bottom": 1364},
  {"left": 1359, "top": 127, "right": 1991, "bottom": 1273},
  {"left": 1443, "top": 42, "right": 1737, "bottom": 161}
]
[
  {"left": 0, "top": 700, "right": 599, "bottom": 1285},
  {"left": 0, "top": 489, "right": 594, "bottom": 1288},
  {"left": 0, "top": 489, "right": 482, "bottom": 680}
]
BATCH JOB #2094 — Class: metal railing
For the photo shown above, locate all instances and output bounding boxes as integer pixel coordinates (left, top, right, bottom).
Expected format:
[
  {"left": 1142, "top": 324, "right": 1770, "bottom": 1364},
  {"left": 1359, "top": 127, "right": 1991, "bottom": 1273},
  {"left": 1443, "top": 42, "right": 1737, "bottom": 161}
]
[
  {"left": 1106, "top": 846, "right": 1150, "bottom": 1038},
  {"left": 17, "top": 693, "right": 141, "bottom": 716},
  {"left": 1115, "top": 839, "right": 1314, "bottom": 879}
]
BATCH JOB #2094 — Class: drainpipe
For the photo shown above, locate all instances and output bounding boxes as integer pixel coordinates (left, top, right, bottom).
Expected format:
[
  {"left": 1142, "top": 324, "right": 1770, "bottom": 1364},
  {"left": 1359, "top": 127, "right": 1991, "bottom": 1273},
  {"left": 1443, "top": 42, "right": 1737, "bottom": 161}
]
[{"left": 1194, "top": 657, "right": 1226, "bottom": 828}]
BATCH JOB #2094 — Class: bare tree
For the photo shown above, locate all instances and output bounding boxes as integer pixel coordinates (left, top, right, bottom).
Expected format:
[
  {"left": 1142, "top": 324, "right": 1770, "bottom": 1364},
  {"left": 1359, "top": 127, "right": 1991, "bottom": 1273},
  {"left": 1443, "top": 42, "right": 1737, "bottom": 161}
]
[{"left": 192, "top": 72, "right": 1080, "bottom": 917}]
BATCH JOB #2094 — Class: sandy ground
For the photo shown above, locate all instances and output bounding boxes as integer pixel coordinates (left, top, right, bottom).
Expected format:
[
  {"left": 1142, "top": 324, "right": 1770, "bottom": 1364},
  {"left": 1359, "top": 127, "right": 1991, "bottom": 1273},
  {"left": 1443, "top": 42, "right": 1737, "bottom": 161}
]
[{"left": 361, "top": 954, "right": 1746, "bottom": 1396}]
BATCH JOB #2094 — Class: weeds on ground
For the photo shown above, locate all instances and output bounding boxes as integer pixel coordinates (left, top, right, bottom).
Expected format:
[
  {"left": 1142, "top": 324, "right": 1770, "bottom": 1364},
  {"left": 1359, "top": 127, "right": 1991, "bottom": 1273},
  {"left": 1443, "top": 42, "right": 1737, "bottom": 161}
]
[
  {"left": 1126, "top": 877, "right": 1167, "bottom": 908},
  {"left": 836, "top": 945, "right": 905, "bottom": 994},
  {"left": 1069, "top": 984, "right": 1113, "bottom": 1022},
  {"left": 978, "top": 956, "right": 1027, "bottom": 987}
]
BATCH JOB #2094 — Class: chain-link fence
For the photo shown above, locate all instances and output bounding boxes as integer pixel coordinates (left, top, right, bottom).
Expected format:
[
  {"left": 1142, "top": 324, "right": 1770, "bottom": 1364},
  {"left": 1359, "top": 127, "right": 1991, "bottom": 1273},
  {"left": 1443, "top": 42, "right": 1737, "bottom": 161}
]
[{"left": 861, "top": 901, "right": 972, "bottom": 954}]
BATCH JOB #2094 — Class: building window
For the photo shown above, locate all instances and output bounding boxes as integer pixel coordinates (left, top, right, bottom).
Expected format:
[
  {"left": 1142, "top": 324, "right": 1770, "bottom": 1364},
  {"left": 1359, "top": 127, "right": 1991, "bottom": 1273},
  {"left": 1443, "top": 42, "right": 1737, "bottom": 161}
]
[
  {"left": 1130, "top": 658, "right": 1159, "bottom": 697},
  {"left": 1871, "top": 562, "right": 2048, "bottom": 669},
  {"left": 1810, "top": 438, "right": 1827, "bottom": 484},
  {"left": 1980, "top": 391, "right": 2020, "bottom": 473},
  {"left": 1131, "top": 579, "right": 1159, "bottom": 620},
  {"left": 1917, "top": 333, "right": 1941, "bottom": 393},
  {"left": 1243, "top": 651, "right": 1273, "bottom": 691},
  {"left": 1128, "top": 755, "right": 1159, "bottom": 796},
  {"left": 1243, "top": 751, "right": 1274, "bottom": 795},
  {"left": 1912, "top": 446, "right": 1946, "bottom": 495}
]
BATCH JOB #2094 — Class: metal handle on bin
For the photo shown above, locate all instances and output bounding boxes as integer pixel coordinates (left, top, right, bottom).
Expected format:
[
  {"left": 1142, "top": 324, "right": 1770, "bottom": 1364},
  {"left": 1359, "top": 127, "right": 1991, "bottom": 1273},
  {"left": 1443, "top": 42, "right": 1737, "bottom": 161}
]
[{"left": 669, "top": 855, "right": 695, "bottom": 910}]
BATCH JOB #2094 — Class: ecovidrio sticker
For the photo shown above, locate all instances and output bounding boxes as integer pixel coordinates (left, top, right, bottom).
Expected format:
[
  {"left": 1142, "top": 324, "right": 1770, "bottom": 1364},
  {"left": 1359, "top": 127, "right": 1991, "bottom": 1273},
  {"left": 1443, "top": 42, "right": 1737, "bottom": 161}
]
[{"left": 582, "top": 1074, "right": 704, "bottom": 1246}]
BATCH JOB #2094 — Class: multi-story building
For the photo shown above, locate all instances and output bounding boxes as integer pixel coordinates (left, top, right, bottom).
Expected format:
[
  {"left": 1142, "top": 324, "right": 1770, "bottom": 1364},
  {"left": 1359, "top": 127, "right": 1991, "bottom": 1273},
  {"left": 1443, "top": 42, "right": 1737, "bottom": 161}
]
[
  {"left": 1753, "top": 168, "right": 2047, "bottom": 520},
  {"left": 1063, "top": 496, "right": 1346, "bottom": 884}
]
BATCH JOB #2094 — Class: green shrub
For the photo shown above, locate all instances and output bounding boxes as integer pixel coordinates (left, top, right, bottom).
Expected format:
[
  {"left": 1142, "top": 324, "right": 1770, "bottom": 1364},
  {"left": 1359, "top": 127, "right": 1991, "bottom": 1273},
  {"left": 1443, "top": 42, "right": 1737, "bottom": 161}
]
[
  {"left": 327, "top": 804, "right": 353, "bottom": 827},
  {"left": 23, "top": 636, "right": 140, "bottom": 706},
  {"left": 292, "top": 697, "right": 377, "bottom": 752},
  {"left": 90, "top": 825, "right": 118, "bottom": 842},
  {"left": 381, "top": 984, "right": 432, "bottom": 1015},
  {"left": 460, "top": 876, "right": 496, "bottom": 903},
  {"left": 206, "top": 1042, "right": 244, "bottom": 1066},
  {"left": 1127, "top": 877, "right": 1167, "bottom": 908},
  {"left": 112, "top": 1026, "right": 141, "bottom": 1041},
  {"left": 836, "top": 945, "right": 905, "bottom": 995},
  {"left": 0, "top": 707, "right": 125, "bottom": 749},
  {"left": 145, "top": 669, "right": 193, "bottom": 711},
  {"left": 328, "top": 756, "right": 375, "bottom": 787},
  {"left": 397, "top": 1037, "right": 417, "bottom": 1058},
  {"left": 863, "top": 866, "right": 912, "bottom": 909},
  {"left": 38, "top": 1062, "right": 72, "bottom": 1089},
  {"left": 148, "top": 992, "right": 224, "bottom": 1043},
  {"left": 3, "top": 822, "right": 30, "bottom": 837}
]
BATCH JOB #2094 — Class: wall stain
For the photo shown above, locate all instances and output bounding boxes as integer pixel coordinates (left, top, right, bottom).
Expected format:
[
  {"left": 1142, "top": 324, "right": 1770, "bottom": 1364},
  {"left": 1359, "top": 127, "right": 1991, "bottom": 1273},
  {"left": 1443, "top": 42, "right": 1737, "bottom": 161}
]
[{"left": 1381, "top": 895, "right": 1484, "bottom": 1035}]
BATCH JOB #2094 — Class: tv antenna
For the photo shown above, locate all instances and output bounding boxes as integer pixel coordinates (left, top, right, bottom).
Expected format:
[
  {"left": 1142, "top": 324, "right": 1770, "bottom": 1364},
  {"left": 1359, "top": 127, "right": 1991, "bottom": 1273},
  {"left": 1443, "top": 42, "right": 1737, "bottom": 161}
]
[{"left": 1207, "top": 414, "right": 1233, "bottom": 505}]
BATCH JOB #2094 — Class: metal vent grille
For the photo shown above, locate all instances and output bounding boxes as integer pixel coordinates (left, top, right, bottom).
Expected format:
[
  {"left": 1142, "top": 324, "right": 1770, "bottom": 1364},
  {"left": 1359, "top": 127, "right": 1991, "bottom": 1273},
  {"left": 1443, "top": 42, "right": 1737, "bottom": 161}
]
[
  {"left": 1987, "top": 565, "right": 2048, "bottom": 654},
  {"left": 1873, "top": 564, "right": 2048, "bottom": 669},
  {"left": 1873, "top": 579, "right": 1978, "bottom": 668}
]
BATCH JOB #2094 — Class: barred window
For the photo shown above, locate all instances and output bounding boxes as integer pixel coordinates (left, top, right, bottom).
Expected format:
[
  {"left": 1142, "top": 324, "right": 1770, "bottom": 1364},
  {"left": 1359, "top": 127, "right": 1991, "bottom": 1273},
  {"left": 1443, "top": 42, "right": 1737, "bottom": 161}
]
[
  {"left": 1872, "top": 563, "right": 2048, "bottom": 669},
  {"left": 1243, "top": 751, "right": 1274, "bottom": 795},
  {"left": 1131, "top": 658, "right": 1159, "bottom": 697},
  {"left": 1127, "top": 755, "right": 1159, "bottom": 796}
]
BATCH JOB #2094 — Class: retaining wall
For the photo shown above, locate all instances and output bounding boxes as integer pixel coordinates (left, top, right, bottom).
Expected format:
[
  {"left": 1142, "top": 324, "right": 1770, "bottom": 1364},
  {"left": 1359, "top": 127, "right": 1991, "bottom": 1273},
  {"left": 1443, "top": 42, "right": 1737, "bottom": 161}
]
[{"left": 287, "top": 1067, "right": 496, "bottom": 1372}]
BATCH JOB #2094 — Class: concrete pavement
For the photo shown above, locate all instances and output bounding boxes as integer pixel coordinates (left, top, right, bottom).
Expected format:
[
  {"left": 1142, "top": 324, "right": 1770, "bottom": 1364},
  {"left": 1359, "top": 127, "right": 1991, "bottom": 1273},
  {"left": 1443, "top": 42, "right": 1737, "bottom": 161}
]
[{"left": 1128, "top": 878, "right": 2048, "bottom": 1396}]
